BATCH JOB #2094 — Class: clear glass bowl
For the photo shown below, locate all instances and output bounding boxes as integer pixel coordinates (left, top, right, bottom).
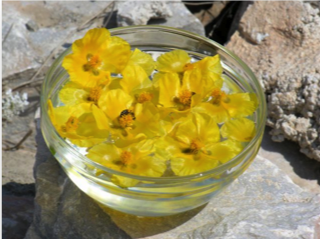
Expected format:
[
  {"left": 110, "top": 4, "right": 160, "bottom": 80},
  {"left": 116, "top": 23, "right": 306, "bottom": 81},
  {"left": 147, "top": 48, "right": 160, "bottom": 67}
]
[{"left": 41, "top": 26, "right": 267, "bottom": 216}]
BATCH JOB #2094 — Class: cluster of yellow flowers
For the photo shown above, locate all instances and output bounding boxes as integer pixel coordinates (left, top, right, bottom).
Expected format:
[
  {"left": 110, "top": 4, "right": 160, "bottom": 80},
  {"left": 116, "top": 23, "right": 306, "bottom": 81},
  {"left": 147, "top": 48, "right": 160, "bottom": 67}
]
[{"left": 48, "top": 28, "right": 258, "bottom": 187}]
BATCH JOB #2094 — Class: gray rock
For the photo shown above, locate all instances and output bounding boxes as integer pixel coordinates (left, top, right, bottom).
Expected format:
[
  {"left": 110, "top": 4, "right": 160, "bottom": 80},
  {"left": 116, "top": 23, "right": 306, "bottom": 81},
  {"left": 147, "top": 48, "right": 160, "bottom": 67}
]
[
  {"left": 26, "top": 20, "right": 39, "bottom": 32},
  {"left": 26, "top": 118, "right": 320, "bottom": 238},
  {"left": 117, "top": 1, "right": 205, "bottom": 36},
  {"left": 159, "top": 2, "right": 205, "bottom": 36},
  {"left": 117, "top": 1, "right": 172, "bottom": 26},
  {"left": 226, "top": 1, "right": 320, "bottom": 161},
  {"left": 2, "top": 183, "right": 35, "bottom": 239}
]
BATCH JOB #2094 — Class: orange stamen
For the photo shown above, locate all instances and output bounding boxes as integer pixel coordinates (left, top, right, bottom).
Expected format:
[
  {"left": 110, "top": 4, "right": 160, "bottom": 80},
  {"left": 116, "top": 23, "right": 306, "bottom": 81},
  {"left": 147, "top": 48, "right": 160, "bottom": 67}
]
[
  {"left": 88, "top": 86, "right": 102, "bottom": 103},
  {"left": 120, "top": 150, "right": 132, "bottom": 166},
  {"left": 179, "top": 90, "right": 193, "bottom": 106},
  {"left": 136, "top": 92, "right": 153, "bottom": 104},
  {"left": 65, "top": 116, "right": 79, "bottom": 131},
  {"left": 83, "top": 54, "right": 102, "bottom": 75},
  {"left": 210, "top": 88, "right": 227, "bottom": 105},
  {"left": 118, "top": 110, "right": 135, "bottom": 128}
]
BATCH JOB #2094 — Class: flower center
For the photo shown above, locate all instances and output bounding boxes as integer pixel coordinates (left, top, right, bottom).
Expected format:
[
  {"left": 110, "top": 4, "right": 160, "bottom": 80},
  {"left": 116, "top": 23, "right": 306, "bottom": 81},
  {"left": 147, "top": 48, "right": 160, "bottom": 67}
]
[
  {"left": 183, "top": 63, "right": 195, "bottom": 71},
  {"left": 88, "top": 86, "right": 102, "bottom": 103},
  {"left": 136, "top": 92, "right": 153, "bottom": 104},
  {"left": 120, "top": 150, "right": 132, "bottom": 166},
  {"left": 176, "top": 89, "right": 195, "bottom": 108},
  {"left": 210, "top": 89, "right": 228, "bottom": 105},
  {"left": 83, "top": 54, "right": 102, "bottom": 76},
  {"left": 61, "top": 116, "right": 79, "bottom": 132},
  {"left": 118, "top": 109, "right": 136, "bottom": 128},
  {"left": 183, "top": 139, "right": 203, "bottom": 155}
]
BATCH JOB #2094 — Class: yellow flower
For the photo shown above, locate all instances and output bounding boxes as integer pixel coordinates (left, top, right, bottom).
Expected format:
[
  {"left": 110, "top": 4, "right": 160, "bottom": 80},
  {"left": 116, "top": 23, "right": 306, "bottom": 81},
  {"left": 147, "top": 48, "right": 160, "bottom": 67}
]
[
  {"left": 92, "top": 89, "right": 134, "bottom": 130},
  {"left": 58, "top": 77, "right": 111, "bottom": 106},
  {"left": 158, "top": 73, "right": 204, "bottom": 112},
  {"left": 86, "top": 140, "right": 166, "bottom": 187},
  {"left": 221, "top": 118, "right": 256, "bottom": 142},
  {"left": 48, "top": 100, "right": 107, "bottom": 147},
  {"left": 194, "top": 88, "right": 258, "bottom": 123},
  {"left": 168, "top": 113, "right": 243, "bottom": 176},
  {"left": 156, "top": 49, "right": 191, "bottom": 73},
  {"left": 62, "top": 28, "right": 131, "bottom": 88}
]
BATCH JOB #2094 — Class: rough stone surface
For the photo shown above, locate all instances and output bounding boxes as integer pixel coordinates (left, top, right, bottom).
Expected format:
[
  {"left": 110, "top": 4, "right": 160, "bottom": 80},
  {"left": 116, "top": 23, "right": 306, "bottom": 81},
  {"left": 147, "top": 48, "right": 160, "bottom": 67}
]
[
  {"left": 26, "top": 119, "right": 320, "bottom": 239},
  {"left": 117, "top": 1, "right": 205, "bottom": 36},
  {"left": 226, "top": 1, "right": 320, "bottom": 161},
  {"left": 2, "top": 183, "right": 35, "bottom": 239},
  {"left": 117, "top": 1, "right": 172, "bottom": 26},
  {"left": 194, "top": 1, "right": 228, "bottom": 26}
]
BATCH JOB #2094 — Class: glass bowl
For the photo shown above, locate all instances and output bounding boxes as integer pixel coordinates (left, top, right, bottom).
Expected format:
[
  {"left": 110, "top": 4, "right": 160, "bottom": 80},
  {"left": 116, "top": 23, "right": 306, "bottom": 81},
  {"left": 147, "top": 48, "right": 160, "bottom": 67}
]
[{"left": 40, "top": 26, "right": 266, "bottom": 217}]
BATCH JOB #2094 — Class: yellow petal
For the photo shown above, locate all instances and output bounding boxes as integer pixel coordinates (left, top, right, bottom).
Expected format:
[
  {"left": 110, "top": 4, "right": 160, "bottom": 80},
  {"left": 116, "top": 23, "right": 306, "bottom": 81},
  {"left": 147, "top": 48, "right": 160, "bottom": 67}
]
[
  {"left": 170, "top": 153, "right": 219, "bottom": 176},
  {"left": 193, "top": 103, "right": 229, "bottom": 123},
  {"left": 111, "top": 175, "right": 139, "bottom": 188},
  {"left": 59, "top": 81, "right": 89, "bottom": 106},
  {"left": 98, "top": 89, "right": 133, "bottom": 121},
  {"left": 91, "top": 104, "right": 110, "bottom": 130},
  {"left": 121, "top": 64, "right": 151, "bottom": 93},
  {"left": 193, "top": 113, "right": 220, "bottom": 143},
  {"left": 223, "top": 93, "right": 257, "bottom": 118},
  {"left": 128, "top": 48, "right": 155, "bottom": 76},
  {"left": 87, "top": 143, "right": 121, "bottom": 168},
  {"left": 206, "top": 140, "right": 243, "bottom": 164},
  {"left": 158, "top": 73, "right": 180, "bottom": 108},
  {"left": 221, "top": 118, "right": 256, "bottom": 142},
  {"left": 194, "top": 55, "right": 223, "bottom": 75},
  {"left": 156, "top": 50, "right": 190, "bottom": 73},
  {"left": 174, "top": 116, "right": 197, "bottom": 146},
  {"left": 72, "top": 28, "right": 110, "bottom": 54},
  {"left": 102, "top": 36, "right": 131, "bottom": 73}
]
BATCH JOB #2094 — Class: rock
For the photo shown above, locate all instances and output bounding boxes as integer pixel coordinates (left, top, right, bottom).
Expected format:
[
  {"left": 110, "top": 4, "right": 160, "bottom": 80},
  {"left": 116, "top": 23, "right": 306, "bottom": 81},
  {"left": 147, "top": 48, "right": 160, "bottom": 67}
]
[
  {"left": 226, "top": 1, "right": 320, "bottom": 161},
  {"left": 25, "top": 20, "right": 39, "bottom": 32},
  {"left": 160, "top": 2, "right": 205, "bottom": 36},
  {"left": 194, "top": 1, "right": 228, "bottom": 26},
  {"left": 26, "top": 118, "right": 320, "bottom": 238},
  {"left": 117, "top": 1, "right": 172, "bottom": 26},
  {"left": 2, "top": 183, "right": 35, "bottom": 239},
  {"left": 116, "top": 0, "right": 205, "bottom": 36}
]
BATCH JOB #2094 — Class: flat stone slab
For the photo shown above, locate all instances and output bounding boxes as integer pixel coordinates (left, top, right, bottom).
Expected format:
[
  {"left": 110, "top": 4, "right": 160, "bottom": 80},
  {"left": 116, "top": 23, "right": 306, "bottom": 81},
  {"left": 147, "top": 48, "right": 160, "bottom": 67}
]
[{"left": 25, "top": 119, "right": 320, "bottom": 239}]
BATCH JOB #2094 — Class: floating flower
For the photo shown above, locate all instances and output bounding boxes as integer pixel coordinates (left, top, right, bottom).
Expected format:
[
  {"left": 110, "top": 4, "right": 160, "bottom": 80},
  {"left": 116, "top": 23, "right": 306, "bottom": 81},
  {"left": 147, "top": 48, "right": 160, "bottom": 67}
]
[
  {"left": 221, "top": 118, "right": 256, "bottom": 142},
  {"left": 194, "top": 87, "right": 258, "bottom": 123},
  {"left": 93, "top": 89, "right": 134, "bottom": 131},
  {"left": 62, "top": 28, "right": 131, "bottom": 88},
  {"left": 58, "top": 76, "right": 111, "bottom": 107},
  {"left": 48, "top": 100, "right": 107, "bottom": 147},
  {"left": 168, "top": 113, "right": 243, "bottom": 176},
  {"left": 158, "top": 73, "right": 203, "bottom": 112},
  {"left": 86, "top": 140, "right": 166, "bottom": 187}
]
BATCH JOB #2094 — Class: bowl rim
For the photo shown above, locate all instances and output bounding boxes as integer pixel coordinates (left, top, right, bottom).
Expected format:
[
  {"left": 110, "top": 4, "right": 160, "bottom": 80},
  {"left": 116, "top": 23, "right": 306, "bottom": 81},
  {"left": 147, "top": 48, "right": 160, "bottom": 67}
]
[{"left": 41, "top": 25, "right": 267, "bottom": 182}]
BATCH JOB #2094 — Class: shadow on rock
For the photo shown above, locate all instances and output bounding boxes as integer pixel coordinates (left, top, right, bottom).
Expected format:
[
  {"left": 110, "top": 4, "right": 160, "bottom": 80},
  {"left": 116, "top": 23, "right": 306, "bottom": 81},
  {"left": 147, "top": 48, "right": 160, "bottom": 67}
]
[
  {"left": 99, "top": 203, "right": 206, "bottom": 238},
  {"left": 261, "top": 126, "right": 320, "bottom": 185}
]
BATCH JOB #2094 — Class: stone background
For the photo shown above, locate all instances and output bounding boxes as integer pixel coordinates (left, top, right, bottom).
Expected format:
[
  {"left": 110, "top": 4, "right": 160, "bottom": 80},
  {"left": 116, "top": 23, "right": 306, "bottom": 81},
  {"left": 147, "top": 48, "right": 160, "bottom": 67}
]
[{"left": 2, "top": 1, "right": 320, "bottom": 239}]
